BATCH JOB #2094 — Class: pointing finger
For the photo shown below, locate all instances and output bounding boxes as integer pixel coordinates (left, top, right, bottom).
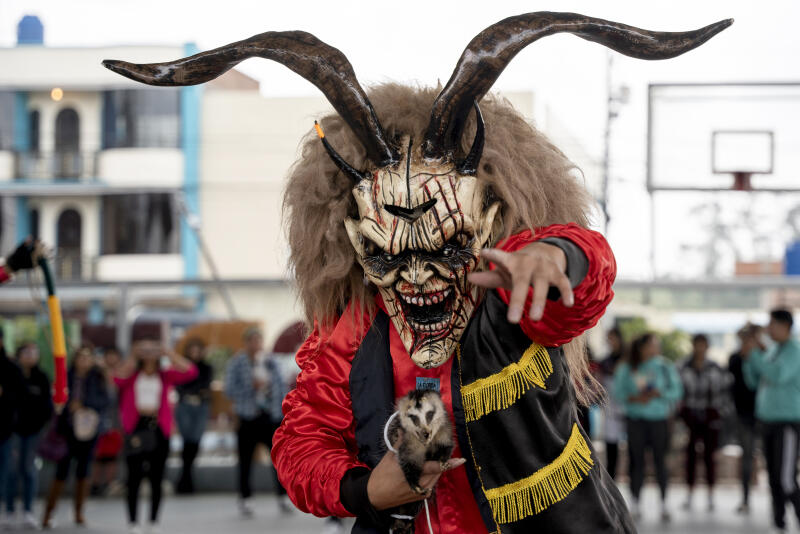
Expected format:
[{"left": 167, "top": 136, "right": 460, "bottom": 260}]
[
  {"left": 468, "top": 270, "right": 506, "bottom": 289},
  {"left": 480, "top": 248, "right": 513, "bottom": 272}
]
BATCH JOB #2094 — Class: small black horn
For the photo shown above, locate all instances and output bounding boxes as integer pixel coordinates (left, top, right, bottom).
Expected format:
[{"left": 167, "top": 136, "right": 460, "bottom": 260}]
[
  {"left": 457, "top": 102, "right": 484, "bottom": 176},
  {"left": 314, "top": 122, "right": 369, "bottom": 183},
  {"left": 424, "top": 12, "right": 733, "bottom": 160}
]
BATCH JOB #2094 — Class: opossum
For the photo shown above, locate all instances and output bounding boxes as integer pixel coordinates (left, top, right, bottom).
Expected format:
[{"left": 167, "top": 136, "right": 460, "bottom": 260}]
[{"left": 386, "top": 389, "right": 454, "bottom": 534}]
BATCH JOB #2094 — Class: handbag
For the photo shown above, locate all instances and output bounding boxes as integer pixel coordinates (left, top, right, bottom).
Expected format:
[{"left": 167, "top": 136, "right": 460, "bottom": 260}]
[
  {"left": 73, "top": 407, "right": 100, "bottom": 442},
  {"left": 125, "top": 418, "right": 159, "bottom": 457},
  {"left": 95, "top": 429, "right": 124, "bottom": 459},
  {"left": 37, "top": 418, "right": 68, "bottom": 462}
]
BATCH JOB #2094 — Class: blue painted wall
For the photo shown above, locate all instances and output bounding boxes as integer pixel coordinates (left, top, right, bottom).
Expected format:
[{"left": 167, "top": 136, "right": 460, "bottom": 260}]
[
  {"left": 180, "top": 42, "right": 201, "bottom": 283},
  {"left": 14, "top": 92, "right": 30, "bottom": 241}
]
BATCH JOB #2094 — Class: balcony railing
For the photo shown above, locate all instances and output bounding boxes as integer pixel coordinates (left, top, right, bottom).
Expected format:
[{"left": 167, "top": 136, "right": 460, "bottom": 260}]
[
  {"left": 53, "top": 251, "right": 97, "bottom": 281},
  {"left": 15, "top": 151, "right": 98, "bottom": 181}
]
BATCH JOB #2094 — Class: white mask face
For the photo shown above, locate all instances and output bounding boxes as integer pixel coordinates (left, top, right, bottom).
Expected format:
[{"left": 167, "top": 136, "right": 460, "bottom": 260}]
[{"left": 345, "top": 141, "right": 499, "bottom": 368}]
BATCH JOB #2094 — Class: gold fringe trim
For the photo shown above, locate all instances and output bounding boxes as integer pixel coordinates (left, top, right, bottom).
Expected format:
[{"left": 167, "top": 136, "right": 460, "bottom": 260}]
[
  {"left": 460, "top": 342, "right": 552, "bottom": 422},
  {"left": 484, "top": 424, "right": 594, "bottom": 524},
  {"left": 456, "top": 345, "right": 503, "bottom": 534}
]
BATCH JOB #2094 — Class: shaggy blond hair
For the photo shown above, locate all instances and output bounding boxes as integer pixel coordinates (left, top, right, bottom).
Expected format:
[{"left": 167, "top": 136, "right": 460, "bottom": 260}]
[{"left": 283, "top": 84, "right": 599, "bottom": 403}]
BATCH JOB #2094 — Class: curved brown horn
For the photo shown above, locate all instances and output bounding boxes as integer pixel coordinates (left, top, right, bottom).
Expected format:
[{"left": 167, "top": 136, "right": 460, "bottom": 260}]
[
  {"left": 103, "top": 31, "right": 399, "bottom": 166},
  {"left": 423, "top": 12, "right": 733, "bottom": 160}
]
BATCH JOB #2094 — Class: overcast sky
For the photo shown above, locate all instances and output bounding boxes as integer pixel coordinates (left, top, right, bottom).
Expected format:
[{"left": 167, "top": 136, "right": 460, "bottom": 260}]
[{"left": 2, "top": 0, "right": 799, "bottom": 279}]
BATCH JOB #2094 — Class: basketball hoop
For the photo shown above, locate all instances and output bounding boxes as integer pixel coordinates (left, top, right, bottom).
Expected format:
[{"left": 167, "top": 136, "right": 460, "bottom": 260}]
[
  {"left": 712, "top": 130, "right": 773, "bottom": 192},
  {"left": 731, "top": 171, "right": 753, "bottom": 191}
]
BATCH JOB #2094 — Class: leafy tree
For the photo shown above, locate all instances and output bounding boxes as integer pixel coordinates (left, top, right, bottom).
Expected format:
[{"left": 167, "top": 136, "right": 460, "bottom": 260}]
[{"left": 615, "top": 317, "right": 689, "bottom": 362}]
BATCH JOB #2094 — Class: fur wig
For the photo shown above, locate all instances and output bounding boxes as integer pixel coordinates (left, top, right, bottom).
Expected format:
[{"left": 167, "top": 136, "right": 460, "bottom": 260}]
[{"left": 284, "top": 84, "right": 598, "bottom": 403}]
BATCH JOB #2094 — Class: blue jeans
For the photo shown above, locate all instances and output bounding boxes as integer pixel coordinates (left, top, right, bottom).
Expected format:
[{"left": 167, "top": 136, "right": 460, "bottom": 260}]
[
  {"left": 6, "top": 433, "right": 40, "bottom": 513},
  {"left": 175, "top": 400, "right": 209, "bottom": 444}
]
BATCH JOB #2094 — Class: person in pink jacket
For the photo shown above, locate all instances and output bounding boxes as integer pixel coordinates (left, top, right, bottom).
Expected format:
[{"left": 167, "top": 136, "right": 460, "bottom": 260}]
[{"left": 114, "top": 338, "right": 196, "bottom": 534}]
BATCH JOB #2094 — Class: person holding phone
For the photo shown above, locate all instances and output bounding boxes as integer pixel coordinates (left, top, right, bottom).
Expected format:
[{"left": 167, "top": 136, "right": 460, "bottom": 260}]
[
  {"left": 613, "top": 333, "right": 683, "bottom": 522},
  {"left": 728, "top": 323, "right": 761, "bottom": 514},
  {"left": 225, "top": 328, "right": 290, "bottom": 517},
  {"left": 114, "top": 338, "right": 197, "bottom": 534},
  {"left": 42, "top": 345, "right": 109, "bottom": 528},
  {"left": 743, "top": 310, "right": 800, "bottom": 534},
  {"left": 175, "top": 338, "right": 212, "bottom": 494}
]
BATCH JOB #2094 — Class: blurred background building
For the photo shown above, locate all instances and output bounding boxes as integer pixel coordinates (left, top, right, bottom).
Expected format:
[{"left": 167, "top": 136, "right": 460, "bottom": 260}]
[
  {"left": 0, "top": 15, "right": 602, "bottom": 353},
  {"left": 1, "top": 9, "right": 799, "bottom": 363}
]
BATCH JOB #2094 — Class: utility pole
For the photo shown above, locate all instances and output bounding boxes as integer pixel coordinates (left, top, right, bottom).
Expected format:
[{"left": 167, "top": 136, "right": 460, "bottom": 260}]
[
  {"left": 601, "top": 53, "right": 629, "bottom": 231},
  {"left": 176, "top": 192, "right": 238, "bottom": 319}
]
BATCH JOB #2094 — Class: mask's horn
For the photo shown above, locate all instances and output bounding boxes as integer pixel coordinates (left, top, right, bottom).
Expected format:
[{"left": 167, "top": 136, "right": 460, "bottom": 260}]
[
  {"left": 103, "top": 31, "right": 399, "bottom": 167},
  {"left": 457, "top": 101, "right": 484, "bottom": 176},
  {"left": 423, "top": 12, "right": 733, "bottom": 161}
]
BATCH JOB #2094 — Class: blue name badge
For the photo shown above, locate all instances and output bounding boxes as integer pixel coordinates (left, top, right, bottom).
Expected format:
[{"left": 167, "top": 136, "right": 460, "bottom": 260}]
[{"left": 416, "top": 377, "right": 440, "bottom": 392}]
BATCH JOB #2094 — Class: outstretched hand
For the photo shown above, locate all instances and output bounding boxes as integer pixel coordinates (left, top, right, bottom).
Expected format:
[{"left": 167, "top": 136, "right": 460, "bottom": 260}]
[
  {"left": 468, "top": 242, "right": 572, "bottom": 323},
  {"left": 367, "top": 452, "right": 466, "bottom": 510}
]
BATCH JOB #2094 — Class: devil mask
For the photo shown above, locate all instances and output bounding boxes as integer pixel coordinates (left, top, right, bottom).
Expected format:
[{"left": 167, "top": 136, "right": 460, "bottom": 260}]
[{"left": 104, "top": 11, "right": 731, "bottom": 368}]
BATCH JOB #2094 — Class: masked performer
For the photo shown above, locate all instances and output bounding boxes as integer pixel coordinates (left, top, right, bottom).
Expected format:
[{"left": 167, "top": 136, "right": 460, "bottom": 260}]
[{"left": 103, "top": 11, "right": 730, "bottom": 533}]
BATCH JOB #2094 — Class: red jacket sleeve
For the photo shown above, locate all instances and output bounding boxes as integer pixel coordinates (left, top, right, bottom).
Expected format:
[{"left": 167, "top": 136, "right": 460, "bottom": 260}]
[
  {"left": 271, "top": 309, "right": 372, "bottom": 518},
  {"left": 0, "top": 265, "right": 10, "bottom": 284},
  {"left": 494, "top": 223, "right": 616, "bottom": 347}
]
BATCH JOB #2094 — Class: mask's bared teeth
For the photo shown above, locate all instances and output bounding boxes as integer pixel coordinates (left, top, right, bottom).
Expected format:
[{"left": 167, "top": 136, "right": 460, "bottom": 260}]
[
  {"left": 425, "top": 297, "right": 432, "bottom": 305},
  {"left": 432, "top": 295, "right": 439, "bottom": 304}
]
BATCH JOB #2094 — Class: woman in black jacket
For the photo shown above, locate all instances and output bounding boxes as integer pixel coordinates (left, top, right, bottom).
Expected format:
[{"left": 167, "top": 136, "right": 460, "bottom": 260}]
[
  {"left": 175, "top": 338, "right": 212, "bottom": 494},
  {"left": 42, "top": 346, "right": 109, "bottom": 528},
  {"left": 5, "top": 342, "right": 51, "bottom": 528}
]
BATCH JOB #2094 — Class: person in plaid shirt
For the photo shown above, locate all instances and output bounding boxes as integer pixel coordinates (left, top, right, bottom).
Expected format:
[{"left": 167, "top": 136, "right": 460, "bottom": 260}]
[
  {"left": 679, "top": 334, "right": 732, "bottom": 512},
  {"left": 225, "top": 328, "right": 289, "bottom": 517}
]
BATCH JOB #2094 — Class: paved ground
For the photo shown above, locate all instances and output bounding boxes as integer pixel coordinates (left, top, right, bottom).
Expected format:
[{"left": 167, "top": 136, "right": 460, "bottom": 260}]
[{"left": 3, "top": 484, "right": 786, "bottom": 533}]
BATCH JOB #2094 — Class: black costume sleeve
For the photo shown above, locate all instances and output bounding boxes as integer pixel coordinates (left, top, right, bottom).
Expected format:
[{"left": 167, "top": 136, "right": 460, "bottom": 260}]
[
  {"left": 537, "top": 236, "right": 589, "bottom": 301},
  {"left": 340, "top": 466, "right": 385, "bottom": 525},
  {"left": 5, "top": 241, "right": 36, "bottom": 272}
]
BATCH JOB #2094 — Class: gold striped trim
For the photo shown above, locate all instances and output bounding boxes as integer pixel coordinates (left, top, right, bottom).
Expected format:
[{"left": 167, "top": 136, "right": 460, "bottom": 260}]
[
  {"left": 484, "top": 423, "right": 594, "bottom": 524},
  {"left": 456, "top": 345, "right": 503, "bottom": 534},
  {"left": 460, "top": 342, "right": 552, "bottom": 422}
]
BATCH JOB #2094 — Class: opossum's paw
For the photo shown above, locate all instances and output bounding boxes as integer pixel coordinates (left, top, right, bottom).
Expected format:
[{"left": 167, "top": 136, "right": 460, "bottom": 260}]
[{"left": 410, "top": 484, "right": 429, "bottom": 496}]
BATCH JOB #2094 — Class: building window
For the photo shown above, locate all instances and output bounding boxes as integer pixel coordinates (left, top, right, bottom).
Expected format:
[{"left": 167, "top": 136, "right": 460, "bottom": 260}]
[
  {"left": 102, "top": 89, "right": 180, "bottom": 149},
  {"left": 101, "top": 193, "right": 179, "bottom": 255},
  {"left": 54, "top": 108, "right": 81, "bottom": 179},
  {"left": 29, "top": 208, "right": 39, "bottom": 239},
  {"left": 0, "top": 91, "right": 14, "bottom": 150},
  {"left": 55, "top": 108, "right": 80, "bottom": 151},
  {"left": 56, "top": 208, "right": 82, "bottom": 280},
  {"left": 28, "top": 110, "right": 40, "bottom": 152}
]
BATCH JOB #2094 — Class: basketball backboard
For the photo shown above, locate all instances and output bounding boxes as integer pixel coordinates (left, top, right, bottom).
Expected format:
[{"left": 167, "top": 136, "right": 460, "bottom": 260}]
[{"left": 647, "top": 83, "right": 800, "bottom": 192}]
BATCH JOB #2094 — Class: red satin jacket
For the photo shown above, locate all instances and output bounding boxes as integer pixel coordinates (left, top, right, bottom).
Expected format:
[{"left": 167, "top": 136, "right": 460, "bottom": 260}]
[{"left": 272, "top": 223, "right": 616, "bottom": 533}]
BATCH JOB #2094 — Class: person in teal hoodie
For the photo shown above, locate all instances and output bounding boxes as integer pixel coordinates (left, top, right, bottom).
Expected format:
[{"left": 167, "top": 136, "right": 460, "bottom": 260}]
[
  {"left": 613, "top": 332, "right": 683, "bottom": 523},
  {"left": 743, "top": 309, "right": 800, "bottom": 533}
]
